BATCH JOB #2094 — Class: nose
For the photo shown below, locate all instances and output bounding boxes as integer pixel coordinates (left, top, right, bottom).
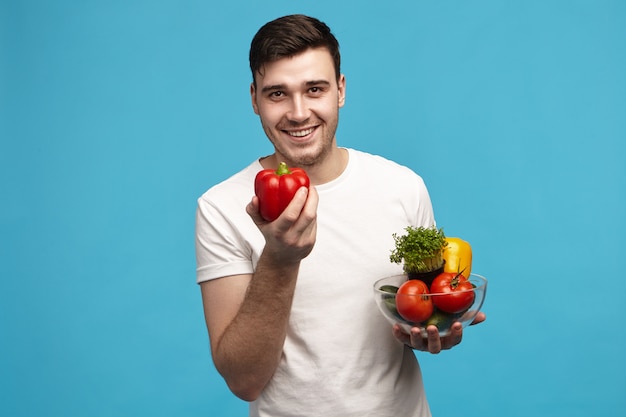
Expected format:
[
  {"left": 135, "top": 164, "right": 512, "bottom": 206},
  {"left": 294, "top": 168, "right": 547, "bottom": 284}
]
[{"left": 287, "top": 95, "right": 310, "bottom": 122}]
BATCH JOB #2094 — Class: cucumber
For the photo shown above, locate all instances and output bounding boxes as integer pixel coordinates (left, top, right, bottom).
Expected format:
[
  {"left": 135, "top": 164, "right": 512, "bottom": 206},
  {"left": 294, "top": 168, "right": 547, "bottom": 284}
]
[
  {"left": 384, "top": 297, "right": 403, "bottom": 320},
  {"left": 379, "top": 285, "right": 402, "bottom": 319},
  {"left": 424, "top": 309, "right": 457, "bottom": 331},
  {"left": 379, "top": 285, "right": 399, "bottom": 294}
]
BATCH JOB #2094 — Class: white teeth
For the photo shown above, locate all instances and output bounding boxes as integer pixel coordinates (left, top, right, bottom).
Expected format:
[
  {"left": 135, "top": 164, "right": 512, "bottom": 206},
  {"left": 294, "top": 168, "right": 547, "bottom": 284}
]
[{"left": 288, "top": 128, "right": 314, "bottom": 137}]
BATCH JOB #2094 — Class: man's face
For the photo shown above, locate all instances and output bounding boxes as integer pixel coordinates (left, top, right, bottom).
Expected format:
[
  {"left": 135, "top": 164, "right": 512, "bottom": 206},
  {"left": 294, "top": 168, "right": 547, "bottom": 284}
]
[{"left": 251, "top": 47, "right": 346, "bottom": 168}]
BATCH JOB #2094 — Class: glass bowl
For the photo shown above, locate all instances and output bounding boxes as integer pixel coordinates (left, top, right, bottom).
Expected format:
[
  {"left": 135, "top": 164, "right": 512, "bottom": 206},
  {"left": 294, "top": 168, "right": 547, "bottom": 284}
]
[{"left": 373, "top": 273, "right": 488, "bottom": 337}]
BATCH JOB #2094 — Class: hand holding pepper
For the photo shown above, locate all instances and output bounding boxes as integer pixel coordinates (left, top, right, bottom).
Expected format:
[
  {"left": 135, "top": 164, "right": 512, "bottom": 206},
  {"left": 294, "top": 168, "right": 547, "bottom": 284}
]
[
  {"left": 247, "top": 179, "right": 318, "bottom": 265},
  {"left": 254, "top": 162, "right": 310, "bottom": 222}
]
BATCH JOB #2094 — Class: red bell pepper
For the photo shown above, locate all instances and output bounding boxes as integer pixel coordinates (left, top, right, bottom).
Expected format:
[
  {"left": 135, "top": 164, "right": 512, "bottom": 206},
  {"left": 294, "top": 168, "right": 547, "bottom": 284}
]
[{"left": 254, "top": 162, "right": 310, "bottom": 221}]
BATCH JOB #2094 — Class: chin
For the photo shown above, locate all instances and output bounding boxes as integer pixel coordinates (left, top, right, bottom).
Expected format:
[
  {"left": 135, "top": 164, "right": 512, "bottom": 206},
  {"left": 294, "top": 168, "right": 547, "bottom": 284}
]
[
  {"left": 271, "top": 132, "right": 335, "bottom": 167},
  {"left": 288, "top": 146, "right": 329, "bottom": 168}
]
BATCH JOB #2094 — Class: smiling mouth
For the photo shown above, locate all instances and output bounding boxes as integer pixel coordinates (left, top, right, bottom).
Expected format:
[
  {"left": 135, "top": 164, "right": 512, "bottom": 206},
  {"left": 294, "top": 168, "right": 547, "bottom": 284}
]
[{"left": 285, "top": 127, "right": 315, "bottom": 138}]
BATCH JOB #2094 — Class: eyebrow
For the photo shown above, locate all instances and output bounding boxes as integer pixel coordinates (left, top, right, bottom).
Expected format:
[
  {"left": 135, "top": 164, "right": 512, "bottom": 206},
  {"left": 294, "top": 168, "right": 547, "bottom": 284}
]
[{"left": 261, "top": 80, "right": 332, "bottom": 94}]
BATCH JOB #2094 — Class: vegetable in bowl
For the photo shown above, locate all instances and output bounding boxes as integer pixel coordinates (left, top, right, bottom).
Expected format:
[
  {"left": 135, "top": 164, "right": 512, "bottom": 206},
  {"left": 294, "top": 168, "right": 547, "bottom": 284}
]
[{"left": 389, "top": 226, "right": 447, "bottom": 283}]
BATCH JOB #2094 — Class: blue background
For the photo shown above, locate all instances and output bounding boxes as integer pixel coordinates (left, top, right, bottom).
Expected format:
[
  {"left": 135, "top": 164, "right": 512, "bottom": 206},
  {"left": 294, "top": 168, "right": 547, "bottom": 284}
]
[{"left": 2, "top": 1, "right": 625, "bottom": 416}]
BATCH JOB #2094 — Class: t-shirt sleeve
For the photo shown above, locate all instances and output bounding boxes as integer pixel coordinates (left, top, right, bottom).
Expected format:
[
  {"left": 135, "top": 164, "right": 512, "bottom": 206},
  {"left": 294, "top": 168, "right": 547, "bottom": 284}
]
[
  {"left": 412, "top": 174, "right": 436, "bottom": 229},
  {"left": 195, "top": 195, "right": 255, "bottom": 284}
]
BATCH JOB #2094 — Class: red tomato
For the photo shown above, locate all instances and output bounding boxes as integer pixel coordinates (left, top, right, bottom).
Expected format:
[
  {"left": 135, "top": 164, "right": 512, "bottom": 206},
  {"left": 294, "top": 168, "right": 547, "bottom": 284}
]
[
  {"left": 430, "top": 272, "right": 475, "bottom": 313},
  {"left": 396, "top": 279, "right": 434, "bottom": 323}
]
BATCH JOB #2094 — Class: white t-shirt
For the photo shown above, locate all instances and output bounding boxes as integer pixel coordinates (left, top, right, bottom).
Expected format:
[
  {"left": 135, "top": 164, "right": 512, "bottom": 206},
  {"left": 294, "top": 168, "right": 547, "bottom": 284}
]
[{"left": 196, "top": 149, "right": 435, "bottom": 417}]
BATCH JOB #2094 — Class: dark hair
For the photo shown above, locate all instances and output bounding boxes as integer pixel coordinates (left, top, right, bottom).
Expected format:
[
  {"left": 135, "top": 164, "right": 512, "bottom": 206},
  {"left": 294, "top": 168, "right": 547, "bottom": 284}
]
[{"left": 249, "top": 14, "right": 341, "bottom": 85}]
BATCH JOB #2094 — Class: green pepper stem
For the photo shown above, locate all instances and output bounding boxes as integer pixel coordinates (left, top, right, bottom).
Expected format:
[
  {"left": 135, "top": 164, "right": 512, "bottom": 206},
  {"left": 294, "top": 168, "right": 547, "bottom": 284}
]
[{"left": 276, "top": 162, "right": 291, "bottom": 176}]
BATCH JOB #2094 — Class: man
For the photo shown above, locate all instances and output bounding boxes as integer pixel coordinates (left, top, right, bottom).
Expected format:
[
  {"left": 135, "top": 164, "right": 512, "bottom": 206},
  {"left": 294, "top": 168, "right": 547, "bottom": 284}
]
[{"left": 196, "top": 14, "right": 485, "bottom": 416}]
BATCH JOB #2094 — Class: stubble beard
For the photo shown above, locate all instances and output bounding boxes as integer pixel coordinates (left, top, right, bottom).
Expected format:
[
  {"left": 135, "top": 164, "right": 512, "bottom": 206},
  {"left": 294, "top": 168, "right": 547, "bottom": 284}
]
[{"left": 263, "top": 115, "right": 339, "bottom": 168}]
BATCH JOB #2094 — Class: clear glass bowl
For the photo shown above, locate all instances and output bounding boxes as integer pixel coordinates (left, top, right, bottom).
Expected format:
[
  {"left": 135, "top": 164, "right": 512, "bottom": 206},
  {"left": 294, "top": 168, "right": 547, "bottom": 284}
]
[{"left": 373, "top": 273, "right": 488, "bottom": 337}]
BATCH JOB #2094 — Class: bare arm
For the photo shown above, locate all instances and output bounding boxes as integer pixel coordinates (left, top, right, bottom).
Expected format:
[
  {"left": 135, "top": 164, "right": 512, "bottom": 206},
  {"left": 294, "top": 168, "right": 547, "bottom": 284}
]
[{"left": 200, "top": 186, "right": 318, "bottom": 401}]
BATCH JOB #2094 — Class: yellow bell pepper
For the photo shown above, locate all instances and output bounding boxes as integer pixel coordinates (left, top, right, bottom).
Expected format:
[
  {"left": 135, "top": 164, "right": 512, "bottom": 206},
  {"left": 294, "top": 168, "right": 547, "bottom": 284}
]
[{"left": 443, "top": 237, "right": 472, "bottom": 278}]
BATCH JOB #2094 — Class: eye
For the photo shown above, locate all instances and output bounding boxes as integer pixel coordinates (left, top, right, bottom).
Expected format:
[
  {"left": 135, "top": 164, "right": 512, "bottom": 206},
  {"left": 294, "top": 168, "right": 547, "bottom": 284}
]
[
  {"left": 309, "top": 86, "right": 324, "bottom": 94},
  {"left": 269, "top": 91, "right": 284, "bottom": 98}
]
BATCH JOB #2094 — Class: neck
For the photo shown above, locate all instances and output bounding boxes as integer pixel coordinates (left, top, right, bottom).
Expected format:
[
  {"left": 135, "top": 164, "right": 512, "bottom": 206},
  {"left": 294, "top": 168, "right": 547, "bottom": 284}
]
[{"left": 260, "top": 147, "right": 348, "bottom": 186}]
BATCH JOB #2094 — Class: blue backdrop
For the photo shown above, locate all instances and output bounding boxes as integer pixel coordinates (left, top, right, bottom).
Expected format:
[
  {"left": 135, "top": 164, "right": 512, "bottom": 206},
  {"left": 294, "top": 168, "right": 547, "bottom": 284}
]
[{"left": 2, "top": 1, "right": 625, "bottom": 416}]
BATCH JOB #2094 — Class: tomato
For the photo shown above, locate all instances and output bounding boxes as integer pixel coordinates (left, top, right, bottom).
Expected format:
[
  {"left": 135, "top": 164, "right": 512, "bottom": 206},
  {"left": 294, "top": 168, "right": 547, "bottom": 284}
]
[
  {"left": 430, "top": 272, "right": 475, "bottom": 313},
  {"left": 395, "top": 279, "right": 434, "bottom": 323}
]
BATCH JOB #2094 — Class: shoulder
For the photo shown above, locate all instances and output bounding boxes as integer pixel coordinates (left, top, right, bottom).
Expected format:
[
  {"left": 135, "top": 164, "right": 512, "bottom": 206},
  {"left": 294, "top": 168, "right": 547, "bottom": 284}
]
[
  {"left": 198, "top": 160, "right": 261, "bottom": 208},
  {"left": 348, "top": 148, "right": 426, "bottom": 184},
  {"left": 346, "top": 149, "right": 434, "bottom": 226}
]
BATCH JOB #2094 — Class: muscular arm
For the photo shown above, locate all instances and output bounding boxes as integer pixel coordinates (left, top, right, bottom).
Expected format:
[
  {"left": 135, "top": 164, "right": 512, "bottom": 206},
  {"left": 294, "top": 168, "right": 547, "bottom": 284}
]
[{"left": 200, "top": 186, "right": 317, "bottom": 401}]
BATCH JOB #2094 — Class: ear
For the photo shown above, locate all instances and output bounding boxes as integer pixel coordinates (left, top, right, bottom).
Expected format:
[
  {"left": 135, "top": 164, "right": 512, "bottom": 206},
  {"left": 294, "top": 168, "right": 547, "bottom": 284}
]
[
  {"left": 250, "top": 83, "right": 260, "bottom": 115},
  {"left": 337, "top": 74, "right": 346, "bottom": 108}
]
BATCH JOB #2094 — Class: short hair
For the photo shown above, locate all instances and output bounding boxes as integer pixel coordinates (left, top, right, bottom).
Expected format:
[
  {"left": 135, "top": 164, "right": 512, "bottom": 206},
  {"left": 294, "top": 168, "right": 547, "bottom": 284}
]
[{"left": 249, "top": 14, "right": 341, "bottom": 85}]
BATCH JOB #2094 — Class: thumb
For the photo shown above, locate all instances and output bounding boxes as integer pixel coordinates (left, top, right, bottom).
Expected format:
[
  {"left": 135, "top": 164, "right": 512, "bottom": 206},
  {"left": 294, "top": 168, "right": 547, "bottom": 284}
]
[{"left": 246, "top": 195, "right": 267, "bottom": 225}]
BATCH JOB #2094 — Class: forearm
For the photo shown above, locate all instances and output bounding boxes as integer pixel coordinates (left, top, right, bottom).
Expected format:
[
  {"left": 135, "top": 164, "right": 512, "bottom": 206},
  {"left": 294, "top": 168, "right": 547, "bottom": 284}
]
[
  {"left": 213, "top": 255, "right": 299, "bottom": 401},
  {"left": 209, "top": 185, "right": 317, "bottom": 400}
]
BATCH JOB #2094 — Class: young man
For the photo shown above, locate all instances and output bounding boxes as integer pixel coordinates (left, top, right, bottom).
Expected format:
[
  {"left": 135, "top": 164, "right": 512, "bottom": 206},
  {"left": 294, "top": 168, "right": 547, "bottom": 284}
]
[{"left": 196, "top": 14, "right": 485, "bottom": 417}]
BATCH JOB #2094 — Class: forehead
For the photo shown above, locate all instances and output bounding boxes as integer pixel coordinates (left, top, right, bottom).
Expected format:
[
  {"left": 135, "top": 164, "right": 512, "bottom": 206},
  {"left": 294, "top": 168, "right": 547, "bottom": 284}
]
[{"left": 256, "top": 47, "right": 336, "bottom": 89}]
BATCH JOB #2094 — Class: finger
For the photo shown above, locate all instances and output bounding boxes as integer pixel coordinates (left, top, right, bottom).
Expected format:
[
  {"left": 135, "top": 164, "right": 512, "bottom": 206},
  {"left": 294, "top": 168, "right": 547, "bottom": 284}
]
[
  {"left": 408, "top": 327, "right": 428, "bottom": 351},
  {"left": 424, "top": 325, "right": 442, "bottom": 354},
  {"left": 296, "top": 186, "right": 318, "bottom": 232},
  {"left": 392, "top": 324, "right": 411, "bottom": 346},
  {"left": 394, "top": 325, "right": 428, "bottom": 351},
  {"left": 246, "top": 195, "right": 267, "bottom": 225},
  {"left": 283, "top": 186, "right": 318, "bottom": 237},
  {"left": 302, "top": 185, "right": 319, "bottom": 216},
  {"left": 276, "top": 187, "right": 310, "bottom": 228},
  {"left": 443, "top": 322, "right": 463, "bottom": 349},
  {"left": 470, "top": 312, "right": 486, "bottom": 325}
]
